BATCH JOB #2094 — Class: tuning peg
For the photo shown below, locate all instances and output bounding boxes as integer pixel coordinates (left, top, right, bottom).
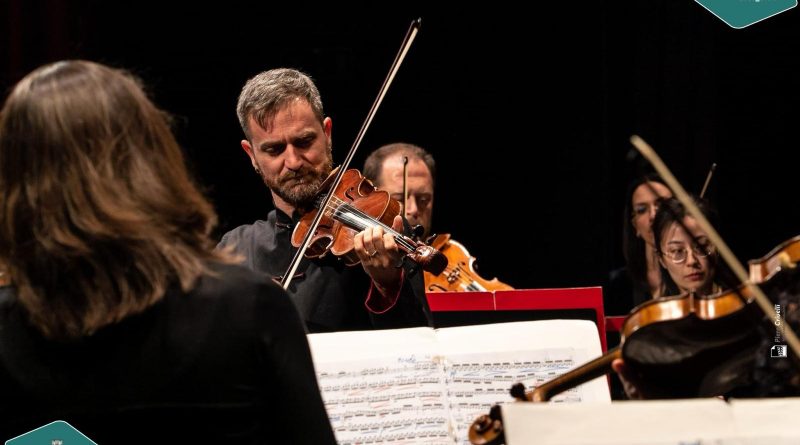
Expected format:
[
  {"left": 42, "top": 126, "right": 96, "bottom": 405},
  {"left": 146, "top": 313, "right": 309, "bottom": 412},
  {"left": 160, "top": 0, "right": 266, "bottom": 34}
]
[
  {"left": 411, "top": 224, "right": 425, "bottom": 239},
  {"left": 509, "top": 382, "right": 527, "bottom": 401}
]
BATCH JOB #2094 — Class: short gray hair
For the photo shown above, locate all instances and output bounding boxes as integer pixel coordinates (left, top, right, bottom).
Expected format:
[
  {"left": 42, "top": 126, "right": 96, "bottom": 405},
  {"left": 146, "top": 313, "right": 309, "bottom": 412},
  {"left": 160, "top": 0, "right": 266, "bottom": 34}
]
[{"left": 236, "top": 68, "right": 325, "bottom": 140}]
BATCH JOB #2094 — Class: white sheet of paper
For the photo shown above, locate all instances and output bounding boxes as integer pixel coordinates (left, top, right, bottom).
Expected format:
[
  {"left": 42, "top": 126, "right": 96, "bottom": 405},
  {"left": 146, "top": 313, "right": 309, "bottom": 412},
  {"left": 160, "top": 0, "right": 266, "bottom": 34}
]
[
  {"left": 729, "top": 397, "right": 800, "bottom": 445},
  {"left": 502, "top": 397, "right": 800, "bottom": 445},
  {"left": 309, "top": 320, "right": 607, "bottom": 445}
]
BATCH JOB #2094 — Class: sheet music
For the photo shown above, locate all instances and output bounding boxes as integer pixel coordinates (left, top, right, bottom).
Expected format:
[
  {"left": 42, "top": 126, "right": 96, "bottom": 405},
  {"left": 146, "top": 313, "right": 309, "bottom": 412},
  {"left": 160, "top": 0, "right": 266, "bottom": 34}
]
[
  {"left": 316, "top": 355, "right": 452, "bottom": 444},
  {"left": 432, "top": 320, "right": 609, "bottom": 405},
  {"left": 308, "top": 320, "right": 607, "bottom": 445},
  {"left": 444, "top": 349, "right": 583, "bottom": 444}
]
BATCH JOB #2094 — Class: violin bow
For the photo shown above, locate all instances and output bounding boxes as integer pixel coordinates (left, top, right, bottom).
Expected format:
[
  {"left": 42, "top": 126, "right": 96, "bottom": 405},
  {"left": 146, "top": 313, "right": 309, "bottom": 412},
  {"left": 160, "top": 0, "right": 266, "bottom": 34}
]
[
  {"left": 402, "top": 155, "right": 409, "bottom": 221},
  {"left": 280, "top": 19, "right": 422, "bottom": 290},
  {"left": 631, "top": 135, "right": 800, "bottom": 359},
  {"left": 699, "top": 162, "right": 717, "bottom": 199}
]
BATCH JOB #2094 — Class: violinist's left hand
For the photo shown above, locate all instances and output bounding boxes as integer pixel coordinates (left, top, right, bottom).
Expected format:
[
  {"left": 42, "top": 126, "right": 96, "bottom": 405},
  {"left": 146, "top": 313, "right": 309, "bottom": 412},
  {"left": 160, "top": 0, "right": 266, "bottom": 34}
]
[{"left": 354, "top": 215, "right": 404, "bottom": 298}]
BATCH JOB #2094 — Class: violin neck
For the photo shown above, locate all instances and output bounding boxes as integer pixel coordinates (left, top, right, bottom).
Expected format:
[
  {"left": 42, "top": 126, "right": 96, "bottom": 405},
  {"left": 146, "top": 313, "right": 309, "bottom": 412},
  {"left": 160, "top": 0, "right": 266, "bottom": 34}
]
[
  {"left": 328, "top": 201, "right": 417, "bottom": 253},
  {"left": 529, "top": 348, "right": 621, "bottom": 402}
]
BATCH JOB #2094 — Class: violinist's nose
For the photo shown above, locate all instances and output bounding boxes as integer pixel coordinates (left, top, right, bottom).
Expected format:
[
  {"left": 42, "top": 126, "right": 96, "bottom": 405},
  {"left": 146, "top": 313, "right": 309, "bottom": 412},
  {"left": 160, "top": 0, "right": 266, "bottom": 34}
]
[
  {"left": 405, "top": 195, "right": 419, "bottom": 218},
  {"left": 648, "top": 204, "right": 658, "bottom": 221},
  {"left": 283, "top": 145, "right": 304, "bottom": 172},
  {"left": 685, "top": 249, "right": 701, "bottom": 267}
]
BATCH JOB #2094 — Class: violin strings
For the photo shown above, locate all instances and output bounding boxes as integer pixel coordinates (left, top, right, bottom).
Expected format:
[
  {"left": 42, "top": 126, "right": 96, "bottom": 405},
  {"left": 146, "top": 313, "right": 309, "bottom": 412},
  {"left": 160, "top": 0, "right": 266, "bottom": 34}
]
[
  {"left": 440, "top": 265, "right": 483, "bottom": 290},
  {"left": 321, "top": 195, "right": 416, "bottom": 251},
  {"left": 320, "top": 195, "right": 479, "bottom": 285},
  {"left": 321, "top": 195, "right": 485, "bottom": 290},
  {"left": 325, "top": 195, "right": 397, "bottom": 235}
]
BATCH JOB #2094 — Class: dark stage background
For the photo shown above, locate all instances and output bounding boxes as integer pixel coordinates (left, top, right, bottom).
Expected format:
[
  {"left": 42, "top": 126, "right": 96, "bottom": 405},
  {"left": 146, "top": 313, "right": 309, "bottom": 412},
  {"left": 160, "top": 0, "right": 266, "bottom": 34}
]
[{"left": 3, "top": 1, "right": 799, "bottom": 293}]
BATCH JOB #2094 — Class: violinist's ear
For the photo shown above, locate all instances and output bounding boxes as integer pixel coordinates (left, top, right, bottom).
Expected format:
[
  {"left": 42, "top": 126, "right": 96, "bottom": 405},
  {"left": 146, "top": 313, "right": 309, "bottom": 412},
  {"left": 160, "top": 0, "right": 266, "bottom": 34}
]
[
  {"left": 323, "top": 116, "right": 332, "bottom": 138},
  {"left": 241, "top": 139, "right": 257, "bottom": 169}
]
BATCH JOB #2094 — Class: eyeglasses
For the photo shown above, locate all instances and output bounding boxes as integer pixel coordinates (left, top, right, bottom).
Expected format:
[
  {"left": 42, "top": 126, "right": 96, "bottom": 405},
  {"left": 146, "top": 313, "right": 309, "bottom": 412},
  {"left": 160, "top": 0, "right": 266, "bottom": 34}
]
[{"left": 661, "top": 244, "right": 716, "bottom": 264}]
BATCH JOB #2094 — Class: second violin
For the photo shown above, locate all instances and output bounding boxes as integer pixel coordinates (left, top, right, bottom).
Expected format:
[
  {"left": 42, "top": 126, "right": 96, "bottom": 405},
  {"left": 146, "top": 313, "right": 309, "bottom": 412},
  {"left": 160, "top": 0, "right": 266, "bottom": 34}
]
[{"left": 424, "top": 234, "right": 513, "bottom": 292}]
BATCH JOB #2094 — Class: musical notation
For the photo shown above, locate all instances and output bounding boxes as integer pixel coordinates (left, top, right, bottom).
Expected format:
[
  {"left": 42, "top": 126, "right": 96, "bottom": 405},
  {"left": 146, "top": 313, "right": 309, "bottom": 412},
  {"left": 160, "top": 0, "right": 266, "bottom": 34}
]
[
  {"left": 315, "top": 349, "right": 585, "bottom": 444},
  {"left": 444, "top": 351, "right": 581, "bottom": 444}
]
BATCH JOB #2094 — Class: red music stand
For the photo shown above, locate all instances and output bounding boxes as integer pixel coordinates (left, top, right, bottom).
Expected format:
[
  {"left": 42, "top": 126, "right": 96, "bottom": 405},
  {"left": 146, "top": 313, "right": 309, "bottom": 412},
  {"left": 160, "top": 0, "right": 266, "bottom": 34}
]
[
  {"left": 605, "top": 316, "right": 626, "bottom": 333},
  {"left": 426, "top": 287, "right": 608, "bottom": 352}
]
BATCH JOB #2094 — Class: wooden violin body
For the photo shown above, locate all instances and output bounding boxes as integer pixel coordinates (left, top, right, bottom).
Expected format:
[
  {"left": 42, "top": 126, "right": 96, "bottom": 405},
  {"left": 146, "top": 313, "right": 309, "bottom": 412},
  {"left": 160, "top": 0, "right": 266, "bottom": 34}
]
[
  {"left": 749, "top": 235, "right": 800, "bottom": 282},
  {"left": 291, "top": 168, "right": 447, "bottom": 274},
  {"left": 424, "top": 234, "right": 513, "bottom": 292},
  {"left": 292, "top": 168, "right": 398, "bottom": 265}
]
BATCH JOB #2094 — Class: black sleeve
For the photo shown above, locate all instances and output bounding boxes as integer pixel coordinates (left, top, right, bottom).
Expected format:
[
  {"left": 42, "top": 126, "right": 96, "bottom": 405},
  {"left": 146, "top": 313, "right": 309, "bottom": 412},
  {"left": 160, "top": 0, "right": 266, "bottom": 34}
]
[{"left": 256, "top": 282, "right": 337, "bottom": 444}]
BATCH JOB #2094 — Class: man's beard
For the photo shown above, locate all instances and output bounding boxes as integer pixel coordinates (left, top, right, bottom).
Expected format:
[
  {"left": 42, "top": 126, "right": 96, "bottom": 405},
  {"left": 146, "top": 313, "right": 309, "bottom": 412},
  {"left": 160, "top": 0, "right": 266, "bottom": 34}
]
[{"left": 261, "top": 156, "right": 333, "bottom": 208}]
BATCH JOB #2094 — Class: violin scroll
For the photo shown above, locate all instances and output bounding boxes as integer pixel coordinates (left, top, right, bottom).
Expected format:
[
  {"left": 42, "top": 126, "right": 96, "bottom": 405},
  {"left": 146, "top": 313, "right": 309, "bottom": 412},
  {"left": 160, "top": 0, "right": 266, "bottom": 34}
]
[
  {"left": 468, "top": 404, "right": 505, "bottom": 445},
  {"left": 405, "top": 242, "right": 447, "bottom": 275}
]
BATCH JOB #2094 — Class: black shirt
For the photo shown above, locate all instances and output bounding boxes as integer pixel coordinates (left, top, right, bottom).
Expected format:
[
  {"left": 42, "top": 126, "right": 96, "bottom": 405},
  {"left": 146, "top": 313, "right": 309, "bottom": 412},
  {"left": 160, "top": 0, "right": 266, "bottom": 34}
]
[
  {"left": 218, "top": 209, "right": 432, "bottom": 332},
  {"left": 0, "top": 262, "right": 336, "bottom": 444}
]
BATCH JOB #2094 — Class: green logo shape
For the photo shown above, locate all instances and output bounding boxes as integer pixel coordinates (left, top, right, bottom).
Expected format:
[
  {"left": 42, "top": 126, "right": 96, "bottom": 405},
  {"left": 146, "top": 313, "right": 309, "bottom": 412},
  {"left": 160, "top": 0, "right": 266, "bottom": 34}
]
[
  {"left": 6, "top": 421, "right": 97, "bottom": 445},
  {"left": 695, "top": 0, "right": 797, "bottom": 28}
]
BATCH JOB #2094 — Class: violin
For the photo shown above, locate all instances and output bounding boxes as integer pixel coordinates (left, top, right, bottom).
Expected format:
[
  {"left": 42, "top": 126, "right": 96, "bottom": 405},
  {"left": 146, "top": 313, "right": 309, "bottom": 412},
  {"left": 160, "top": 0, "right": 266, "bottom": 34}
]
[
  {"left": 291, "top": 168, "right": 447, "bottom": 275},
  {"left": 424, "top": 234, "right": 513, "bottom": 292},
  {"left": 469, "top": 234, "right": 800, "bottom": 445},
  {"left": 749, "top": 235, "right": 800, "bottom": 282}
]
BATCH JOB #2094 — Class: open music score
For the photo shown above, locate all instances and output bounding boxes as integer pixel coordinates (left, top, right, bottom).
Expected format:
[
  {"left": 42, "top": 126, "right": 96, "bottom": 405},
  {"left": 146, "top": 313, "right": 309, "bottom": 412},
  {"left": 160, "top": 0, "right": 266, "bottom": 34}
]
[{"left": 308, "top": 320, "right": 609, "bottom": 444}]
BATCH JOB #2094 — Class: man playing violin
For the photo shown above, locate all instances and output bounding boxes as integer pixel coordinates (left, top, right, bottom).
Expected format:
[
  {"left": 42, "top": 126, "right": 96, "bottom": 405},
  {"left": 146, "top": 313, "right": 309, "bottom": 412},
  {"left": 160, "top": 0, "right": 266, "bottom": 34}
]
[
  {"left": 363, "top": 143, "right": 513, "bottom": 292},
  {"left": 218, "top": 68, "right": 431, "bottom": 332},
  {"left": 363, "top": 143, "right": 435, "bottom": 239}
]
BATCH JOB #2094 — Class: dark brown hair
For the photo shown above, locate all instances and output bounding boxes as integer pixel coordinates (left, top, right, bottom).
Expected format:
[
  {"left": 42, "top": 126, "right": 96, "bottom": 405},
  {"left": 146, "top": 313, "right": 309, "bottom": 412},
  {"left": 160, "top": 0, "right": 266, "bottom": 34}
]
[
  {"left": 0, "top": 60, "right": 231, "bottom": 340},
  {"left": 652, "top": 196, "right": 719, "bottom": 296},
  {"left": 622, "top": 173, "right": 668, "bottom": 296}
]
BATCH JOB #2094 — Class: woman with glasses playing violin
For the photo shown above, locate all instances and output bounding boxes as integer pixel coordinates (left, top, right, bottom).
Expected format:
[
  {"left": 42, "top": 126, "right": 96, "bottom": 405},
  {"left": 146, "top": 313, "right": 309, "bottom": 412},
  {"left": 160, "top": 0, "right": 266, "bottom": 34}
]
[
  {"left": 612, "top": 196, "right": 725, "bottom": 400},
  {"left": 613, "top": 196, "right": 800, "bottom": 399},
  {"left": 652, "top": 197, "right": 721, "bottom": 298}
]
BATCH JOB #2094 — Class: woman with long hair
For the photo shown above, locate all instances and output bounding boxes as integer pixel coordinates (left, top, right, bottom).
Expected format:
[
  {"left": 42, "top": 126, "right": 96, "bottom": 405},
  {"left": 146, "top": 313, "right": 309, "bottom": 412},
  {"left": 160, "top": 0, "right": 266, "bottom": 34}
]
[
  {"left": 606, "top": 174, "right": 673, "bottom": 314},
  {"left": 0, "top": 60, "right": 335, "bottom": 444}
]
